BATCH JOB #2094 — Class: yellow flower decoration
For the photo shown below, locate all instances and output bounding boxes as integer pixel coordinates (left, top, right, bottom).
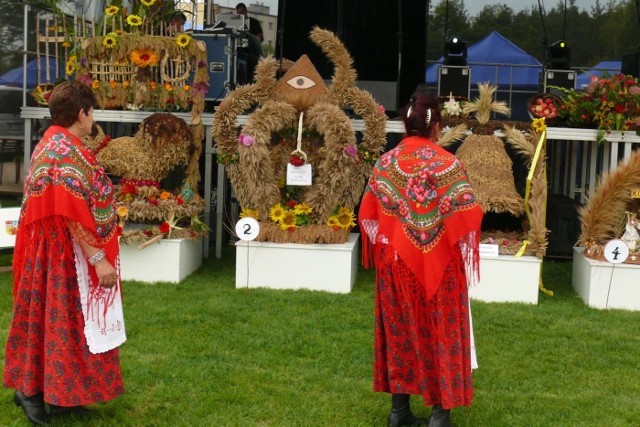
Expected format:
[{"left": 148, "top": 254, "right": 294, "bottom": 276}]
[
  {"left": 91, "top": 80, "right": 100, "bottom": 89},
  {"left": 159, "top": 191, "right": 172, "bottom": 201},
  {"left": 62, "top": 41, "right": 71, "bottom": 48},
  {"left": 164, "top": 82, "right": 173, "bottom": 92},
  {"left": 532, "top": 117, "right": 546, "bottom": 133},
  {"left": 117, "top": 206, "right": 129, "bottom": 217},
  {"left": 335, "top": 208, "right": 356, "bottom": 229},
  {"left": 183, "top": 85, "right": 190, "bottom": 92},
  {"left": 65, "top": 61, "right": 75, "bottom": 76},
  {"left": 109, "top": 80, "right": 117, "bottom": 89},
  {"left": 140, "top": 0, "right": 156, "bottom": 6},
  {"left": 240, "top": 208, "right": 259, "bottom": 219},
  {"left": 269, "top": 204, "right": 286, "bottom": 223},
  {"left": 102, "top": 33, "right": 118, "bottom": 49},
  {"left": 130, "top": 48, "right": 159, "bottom": 67},
  {"left": 279, "top": 211, "right": 298, "bottom": 230},
  {"left": 126, "top": 15, "right": 143, "bottom": 27},
  {"left": 123, "top": 80, "right": 130, "bottom": 88},
  {"left": 293, "top": 203, "right": 312, "bottom": 215},
  {"left": 326, "top": 217, "right": 339, "bottom": 227},
  {"left": 176, "top": 34, "right": 191, "bottom": 48},
  {"left": 105, "top": 6, "right": 119, "bottom": 17},
  {"left": 149, "top": 81, "right": 157, "bottom": 90}
]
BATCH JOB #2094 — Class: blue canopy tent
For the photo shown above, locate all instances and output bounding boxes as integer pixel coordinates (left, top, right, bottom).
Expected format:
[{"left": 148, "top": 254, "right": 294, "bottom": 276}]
[
  {"left": 426, "top": 31, "right": 542, "bottom": 120},
  {"left": 0, "top": 56, "right": 64, "bottom": 89},
  {"left": 575, "top": 60, "right": 621, "bottom": 89}
]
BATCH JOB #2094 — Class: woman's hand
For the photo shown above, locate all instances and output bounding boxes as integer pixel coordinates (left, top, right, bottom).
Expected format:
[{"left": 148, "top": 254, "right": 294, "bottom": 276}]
[{"left": 94, "top": 258, "right": 118, "bottom": 288}]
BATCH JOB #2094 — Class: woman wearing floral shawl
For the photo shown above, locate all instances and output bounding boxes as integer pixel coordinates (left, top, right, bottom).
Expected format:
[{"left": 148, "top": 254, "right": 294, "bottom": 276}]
[
  {"left": 3, "top": 81, "right": 126, "bottom": 425},
  {"left": 359, "top": 89, "right": 483, "bottom": 427}
]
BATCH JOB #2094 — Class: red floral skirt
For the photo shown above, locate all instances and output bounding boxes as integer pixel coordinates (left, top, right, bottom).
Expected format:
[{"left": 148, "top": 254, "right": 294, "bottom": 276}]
[
  {"left": 3, "top": 218, "right": 125, "bottom": 406},
  {"left": 373, "top": 244, "right": 473, "bottom": 409}
]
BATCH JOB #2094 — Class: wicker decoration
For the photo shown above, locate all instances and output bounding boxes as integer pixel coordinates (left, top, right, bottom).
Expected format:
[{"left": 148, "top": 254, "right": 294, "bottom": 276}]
[
  {"left": 578, "top": 150, "right": 640, "bottom": 264},
  {"left": 75, "top": 33, "right": 208, "bottom": 125},
  {"left": 212, "top": 27, "right": 387, "bottom": 244},
  {"left": 458, "top": 83, "right": 524, "bottom": 216},
  {"left": 84, "top": 113, "right": 206, "bottom": 245}
]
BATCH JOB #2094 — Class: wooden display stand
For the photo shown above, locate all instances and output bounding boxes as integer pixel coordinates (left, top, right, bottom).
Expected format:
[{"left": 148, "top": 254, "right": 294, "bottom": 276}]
[
  {"left": 469, "top": 255, "right": 542, "bottom": 304},
  {"left": 572, "top": 247, "right": 640, "bottom": 311},
  {"left": 119, "top": 237, "right": 203, "bottom": 283},
  {"left": 235, "top": 234, "right": 359, "bottom": 293}
]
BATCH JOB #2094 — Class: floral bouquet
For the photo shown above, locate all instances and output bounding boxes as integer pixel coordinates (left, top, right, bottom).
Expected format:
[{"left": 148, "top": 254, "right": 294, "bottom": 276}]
[{"left": 556, "top": 73, "right": 640, "bottom": 142}]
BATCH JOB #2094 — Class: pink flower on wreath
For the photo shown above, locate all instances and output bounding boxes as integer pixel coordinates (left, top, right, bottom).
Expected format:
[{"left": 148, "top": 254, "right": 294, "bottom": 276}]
[
  {"left": 377, "top": 105, "right": 385, "bottom": 114},
  {"left": 344, "top": 144, "right": 358, "bottom": 158},
  {"left": 629, "top": 86, "right": 640, "bottom": 95},
  {"left": 238, "top": 134, "right": 254, "bottom": 146}
]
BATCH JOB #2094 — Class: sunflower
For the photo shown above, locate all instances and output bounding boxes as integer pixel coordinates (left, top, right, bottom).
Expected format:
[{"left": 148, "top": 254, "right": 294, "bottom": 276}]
[
  {"left": 176, "top": 33, "right": 191, "bottom": 48},
  {"left": 279, "top": 211, "right": 298, "bottom": 231},
  {"left": 240, "top": 208, "right": 259, "bottom": 219},
  {"left": 140, "top": 0, "right": 156, "bottom": 6},
  {"left": 269, "top": 203, "right": 286, "bottom": 223},
  {"left": 326, "top": 217, "right": 339, "bottom": 228},
  {"left": 130, "top": 48, "right": 159, "bottom": 67},
  {"left": 102, "top": 33, "right": 118, "bottom": 49},
  {"left": 65, "top": 62, "right": 75, "bottom": 76},
  {"left": 293, "top": 203, "right": 312, "bottom": 215},
  {"left": 105, "top": 6, "right": 119, "bottom": 17},
  {"left": 126, "top": 14, "right": 143, "bottom": 27},
  {"left": 335, "top": 208, "right": 356, "bottom": 229},
  {"left": 532, "top": 117, "right": 547, "bottom": 133}
]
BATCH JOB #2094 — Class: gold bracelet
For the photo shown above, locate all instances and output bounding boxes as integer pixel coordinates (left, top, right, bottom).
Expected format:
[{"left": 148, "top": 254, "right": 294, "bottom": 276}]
[{"left": 88, "top": 250, "right": 106, "bottom": 266}]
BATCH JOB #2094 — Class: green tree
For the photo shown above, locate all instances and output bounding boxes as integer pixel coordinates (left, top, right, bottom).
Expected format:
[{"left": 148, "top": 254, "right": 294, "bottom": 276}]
[{"left": 0, "top": 0, "right": 26, "bottom": 75}]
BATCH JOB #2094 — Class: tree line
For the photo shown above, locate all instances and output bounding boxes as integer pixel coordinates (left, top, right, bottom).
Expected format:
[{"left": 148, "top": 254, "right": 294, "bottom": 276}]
[{"left": 426, "top": 0, "right": 640, "bottom": 69}]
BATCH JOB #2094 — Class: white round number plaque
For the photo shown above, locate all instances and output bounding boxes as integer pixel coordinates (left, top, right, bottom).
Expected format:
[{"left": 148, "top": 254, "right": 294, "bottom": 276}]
[
  {"left": 603, "top": 239, "right": 629, "bottom": 264},
  {"left": 235, "top": 217, "right": 260, "bottom": 241}
]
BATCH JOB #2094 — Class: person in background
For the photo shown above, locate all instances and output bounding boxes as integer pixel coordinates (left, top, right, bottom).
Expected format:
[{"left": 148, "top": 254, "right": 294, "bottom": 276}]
[
  {"left": 3, "top": 81, "right": 126, "bottom": 425},
  {"left": 358, "top": 88, "right": 483, "bottom": 427},
  {"left": 166, "top": 11, "right": 187, "bottom": 36},
  {"left": 235, "top": 2, "right": 263, "bottom": 83}
]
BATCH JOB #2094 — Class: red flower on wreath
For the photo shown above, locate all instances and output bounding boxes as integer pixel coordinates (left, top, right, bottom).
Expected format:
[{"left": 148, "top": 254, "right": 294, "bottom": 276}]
[
  {"left": 289, "top": 153, "right": 306, "bottom": 166},
  {"left": 158, "top": 222, "right": 170, "bottom": 234}
]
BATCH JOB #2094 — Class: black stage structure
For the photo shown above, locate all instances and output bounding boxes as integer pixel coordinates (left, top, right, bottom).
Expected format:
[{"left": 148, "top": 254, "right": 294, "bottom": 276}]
[{"left": 276, "top": 0, "right": 427, "bottom": 113}]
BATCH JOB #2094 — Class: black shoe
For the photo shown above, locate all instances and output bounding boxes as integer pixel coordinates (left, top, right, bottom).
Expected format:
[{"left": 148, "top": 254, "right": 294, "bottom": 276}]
[
  {"left": 388, "top": 394, "right": 429, "bottom": 427},
  {"left": 427, "top": 404, "right": 451, "bottom": 427},
  {"left": 47, "top": 404, "right": 90, "bottom": 416},
  {"left": 13, "top": 390, "right": 50, "bottom": 426}
]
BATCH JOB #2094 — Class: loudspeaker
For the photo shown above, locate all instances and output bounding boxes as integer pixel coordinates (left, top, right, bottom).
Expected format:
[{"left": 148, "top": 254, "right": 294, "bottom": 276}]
[
  {"left": 543, "top": 69, "right": 576, "bottom": 96},
  {"left": 622, "top": 52, "right": 640, "bottom": 78},
  {"left": 437, "top": 66, "right": 470, "bottom": 98},
  {"left": 276, "top": 0, "right": 426, "bottom": 111}
]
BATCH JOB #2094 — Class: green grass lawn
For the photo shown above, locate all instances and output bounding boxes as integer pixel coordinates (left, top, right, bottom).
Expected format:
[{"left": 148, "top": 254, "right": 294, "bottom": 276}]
[{"left": 0, "top": 249, "right": 639, "bottom": 426}]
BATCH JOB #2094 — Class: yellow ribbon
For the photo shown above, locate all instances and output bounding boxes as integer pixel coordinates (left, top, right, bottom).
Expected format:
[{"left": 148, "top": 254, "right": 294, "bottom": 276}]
[{"left": 523, "top": 130, "right": 554, "bottom": 296}]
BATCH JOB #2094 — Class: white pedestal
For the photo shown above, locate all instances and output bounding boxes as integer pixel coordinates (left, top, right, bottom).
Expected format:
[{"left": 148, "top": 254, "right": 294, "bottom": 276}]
[
  {"left": 469, "top": 255, "right": 542, "bottom": 304},
  {"left": 572, "top": 247, "right": 640, "bottom": 311},
  {"left": 235, "top": 234, "right": 360, "bottom": 293},
  {"left": 119, "top": 237, "right": 203, "bottom": 283}
]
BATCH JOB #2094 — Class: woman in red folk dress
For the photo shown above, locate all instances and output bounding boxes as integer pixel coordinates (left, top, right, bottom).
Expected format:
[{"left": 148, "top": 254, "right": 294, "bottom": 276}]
[
  {"left": 3, "top": 81, "right": 126, "bottom": 425},
  {"left": 359, "top": 89, "right": 483, "bottom": 427}
]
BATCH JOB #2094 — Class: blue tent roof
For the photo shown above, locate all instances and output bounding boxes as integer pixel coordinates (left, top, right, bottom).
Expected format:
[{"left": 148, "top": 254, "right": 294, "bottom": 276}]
[
  {"left": 0, "top": 57, "right": 63, "bottom": 89},
  {"left": 576, "top": 60, "right": 621, "bottom": 89},
  {"left": 426, "top": 31, "right": 541, "bottom": 87}
]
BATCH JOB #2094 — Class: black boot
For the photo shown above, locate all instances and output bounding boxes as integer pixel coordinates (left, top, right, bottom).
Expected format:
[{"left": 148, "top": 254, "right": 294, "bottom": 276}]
[
  {"left": 388, "top": 393, "right": 428, "bottom": 427},
  {"left": 427, "top": 404, "right": 451, "bottom": 427},
  {"left": 13, "top": 390, "right": 50, "bottom": 425}
]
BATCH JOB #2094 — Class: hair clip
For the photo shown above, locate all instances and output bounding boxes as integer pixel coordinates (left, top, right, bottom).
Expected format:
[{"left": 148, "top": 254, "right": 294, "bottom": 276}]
[{"left": 425, "top": 108, "right": 431, "bottom": 127}]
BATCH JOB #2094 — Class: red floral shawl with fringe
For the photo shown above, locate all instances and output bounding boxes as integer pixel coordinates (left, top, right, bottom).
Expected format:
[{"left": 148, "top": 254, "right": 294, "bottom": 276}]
[
  {"left": 13, "top": 125, "right": 120, "bottom": 298},
  {"left": 359, "top": 136, "right": 483, "bottom": 300}
]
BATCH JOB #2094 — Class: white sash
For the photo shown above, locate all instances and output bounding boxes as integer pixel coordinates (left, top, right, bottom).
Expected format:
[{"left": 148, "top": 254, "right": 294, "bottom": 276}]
[{"left": 73, "top": 243, "right": 127, "bottom": 354}]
